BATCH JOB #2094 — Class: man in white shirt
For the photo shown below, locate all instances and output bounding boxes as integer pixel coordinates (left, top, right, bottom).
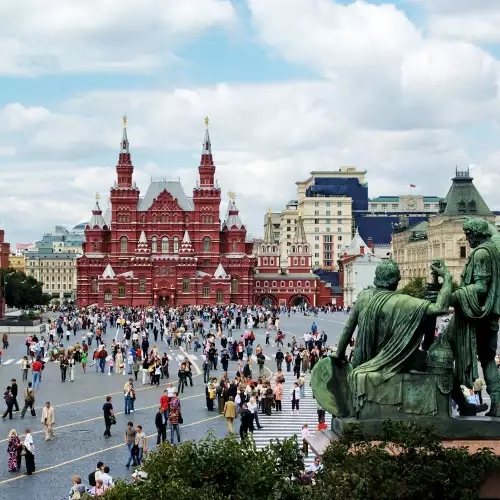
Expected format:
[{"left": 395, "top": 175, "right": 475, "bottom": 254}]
[{"left": 100, "top": 466, "right": 114, "bottom": 487}]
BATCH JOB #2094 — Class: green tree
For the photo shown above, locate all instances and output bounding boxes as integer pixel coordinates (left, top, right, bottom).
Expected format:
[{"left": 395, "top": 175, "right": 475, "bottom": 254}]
[
  {"left": 313, "top": 420, "right": 498, "bottom": 500},
  {"left": 401, "top": 277, "right": 426, "bottom": 299},
  {"left": 97, "top": 433, "right": 305, "bottom": 500},
  {"left": 94, "top": 423, "right": 498, "bottom": 500},
  {"left": 0, "top": 268, "right": 50, "bottom": 308}
]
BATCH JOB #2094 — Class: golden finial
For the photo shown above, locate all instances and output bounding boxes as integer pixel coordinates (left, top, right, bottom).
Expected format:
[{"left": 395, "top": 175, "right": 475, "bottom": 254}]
[
  {"left": 123, "top": 114, "right": 127, "bottom": 128},
  {"left": 95, "top": 192, "right": 100, "bottom": 201},
  {"left": 204, "top": 116, "right": 209, "bottom": 128},
  {"left": 228, "top": 191, "right": 236, "bottom": 200}
]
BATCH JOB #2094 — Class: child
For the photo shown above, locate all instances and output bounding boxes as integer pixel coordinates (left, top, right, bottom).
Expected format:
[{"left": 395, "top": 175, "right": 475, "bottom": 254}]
[
  {"left": 107, "top": 355, "right": 114, "bottom": 375},
  {"left": 301, "top": 424, "right": 310, "bottom": 457}
]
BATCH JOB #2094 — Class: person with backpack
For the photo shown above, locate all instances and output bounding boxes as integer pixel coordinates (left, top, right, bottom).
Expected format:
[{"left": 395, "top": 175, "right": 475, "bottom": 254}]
[
  {"left": 88, "top": 461, "right": 105, "bottom": 488},
  {"left": 21, "top": 382, "right": 36, "bottom": 419}
]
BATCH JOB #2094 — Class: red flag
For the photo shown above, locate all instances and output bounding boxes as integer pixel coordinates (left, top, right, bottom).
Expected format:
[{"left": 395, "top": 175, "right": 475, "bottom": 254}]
[{"left": 410, "top": 184, "right": 416, "bottom": 188}]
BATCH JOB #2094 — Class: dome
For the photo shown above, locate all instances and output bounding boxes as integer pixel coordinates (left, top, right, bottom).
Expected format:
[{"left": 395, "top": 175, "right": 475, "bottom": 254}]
[{"left": 73, "top": 222, "right": 89, "bottom": 232}]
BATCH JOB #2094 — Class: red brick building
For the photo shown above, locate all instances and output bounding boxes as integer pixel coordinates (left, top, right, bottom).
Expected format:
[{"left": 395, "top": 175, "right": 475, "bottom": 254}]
[
  {"left": 77, "top": 119, "right": 255, "bottom": 307},
  {"left": 253, "top": 211, "right": 337, "bottom": 308},
  {"left": 0, "top": 228, "right": 11, "bottom": 318}
]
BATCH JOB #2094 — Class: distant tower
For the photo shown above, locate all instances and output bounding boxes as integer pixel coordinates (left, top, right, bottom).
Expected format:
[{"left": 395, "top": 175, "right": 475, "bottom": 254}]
[
  {"left": 257, "top": 208, "right": 280, "bottom": 273},
  {"left": 288, "top": 210, "right": 311, "bottom": 273}
]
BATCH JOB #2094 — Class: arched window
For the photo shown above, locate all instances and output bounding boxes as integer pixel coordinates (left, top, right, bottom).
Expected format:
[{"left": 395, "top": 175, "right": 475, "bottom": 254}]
[
  {"left": 297, "top": 281, "right": 302, "bottom": 287},
  {"left": 305, "top": 281, "right": 310, "bottom": 287},
  {"left": 173, "top": 237, "right": 179, "bottom": 253},
  {"left": 161, "top": 237, "right": 169, "bottom": 253},
  {"left": 93, "top": 240, "right": 98, "bottom": 252},
  {"left": 183, "top": 277, "right": 190, "bottom": 293},
  {"left": 216, "top": 289, "right": 224, "bottom": 304},
  {"left": 120, "top": 236, "right": 128, "bottom": 253},
  {"left": 289, "top": 281, "right": 293, "bottom": 287},
  {"left": 264, "top": 281, "right": 269, "bottom": 287},
  {"left": 141, "top": 214, "right": 146, "bottom": 223},
  {"left": 272, "top": 281, "right": 277, "bottom": 287},
  {"left": 270, "top": 257, "right": 274, "bottom": 265},
  {"left": 153, "top": 214, "right": 157, "bottom": 223},
  {"left": 256, "top": 281, "right": 260, "bottom": 287},
  {"left": 118, "top": 283, "right": 126, "bottom": 297},
  {"left": 203, "top": 236, "right": 211, "bottom": 253},
  {"left": 300, "top": 257, "right": 305, "bottom": 265},
  {"left": 280, "top": 281, "right": 285, "bottom": 287},
  {"left": 263, "top": 257, "right": 268, "bottom": 265},
  {"left": 104, "top": 290, "right": 112, "bottom": 303},
  {"left": 202, "top": 283, "right": 210, "bottom": 298},
  {"left": 151, "top": 236, "right": 157, "bottom": 253},
  {"left": 232, "top": 240, "right": 237, "bottom": 252},
  {"left": 91, "top": 278, "right": 98, "bottom": 293},
  {"left": 293, "top": 257, "right": 298, "bottom": 266},
  {"left": 231, "top": 277, "right": 239, "bottom": 294}
]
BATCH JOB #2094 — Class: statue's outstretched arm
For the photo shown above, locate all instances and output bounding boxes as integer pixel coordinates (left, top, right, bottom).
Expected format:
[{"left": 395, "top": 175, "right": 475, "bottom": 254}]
[
  {"left": 337, "top": 299, "right": 361, "bottom": 359},
  {"left": 427, "top": 264, "right": 453, "bottom": 317}
]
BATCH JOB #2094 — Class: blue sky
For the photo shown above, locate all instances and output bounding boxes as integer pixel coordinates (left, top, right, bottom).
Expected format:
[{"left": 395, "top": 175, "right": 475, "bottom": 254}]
[{"left": 1, "top": 0, "right": 500, "bottom": 246}]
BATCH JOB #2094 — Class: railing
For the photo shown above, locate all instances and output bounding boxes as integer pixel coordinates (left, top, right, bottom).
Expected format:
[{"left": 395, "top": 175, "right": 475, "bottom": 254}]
[{"left": 0, "top": 323, "right": 48, "bottom": 335}]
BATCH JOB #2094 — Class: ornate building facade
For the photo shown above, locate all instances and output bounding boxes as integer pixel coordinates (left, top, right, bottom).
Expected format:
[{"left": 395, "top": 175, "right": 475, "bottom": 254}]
[
  {"left": 253, "top": 210, "right": 337, "bottom": 308},
  {"left": 392, "top": 168, "right": 494, "bottom": 286},
  {"left": 77, "top": 118, "right": 255, "bottom": 307}
]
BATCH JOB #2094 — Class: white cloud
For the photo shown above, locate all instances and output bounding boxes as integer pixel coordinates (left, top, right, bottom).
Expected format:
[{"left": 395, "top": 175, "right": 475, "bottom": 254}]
[
  {"left": 2, "top": 0, "right": 500, "bottom": 246},
  {"left": 0, "top": 0, "right": 236, "bottom": 75}
]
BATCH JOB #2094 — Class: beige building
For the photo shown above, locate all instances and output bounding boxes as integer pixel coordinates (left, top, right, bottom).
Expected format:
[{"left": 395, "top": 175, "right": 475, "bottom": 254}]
[
  {"left": 392, "top": 168, "right": 494, "bottom": 286},
  {"left": 272, "top": 167, "right": 366, "bottom": 269},
  {"left": 369, "top": 195, "right": 440, "bottom": 213},
  {"left": 8, "top": 254, "right": 26, "bottom": 273},
  {"left": 25, "top": 249, "right": 79, "bottom": 301}
]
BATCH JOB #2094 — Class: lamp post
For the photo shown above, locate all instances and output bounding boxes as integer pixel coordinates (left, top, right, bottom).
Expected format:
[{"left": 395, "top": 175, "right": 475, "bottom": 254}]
[{"left": 1, "top": 271, "right": 15, "bottom": 318}]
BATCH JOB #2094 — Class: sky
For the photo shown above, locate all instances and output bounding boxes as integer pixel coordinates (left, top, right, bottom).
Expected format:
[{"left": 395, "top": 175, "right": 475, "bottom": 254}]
[{"left": 2, "top": 0, "right": 500, "bottom": 245}]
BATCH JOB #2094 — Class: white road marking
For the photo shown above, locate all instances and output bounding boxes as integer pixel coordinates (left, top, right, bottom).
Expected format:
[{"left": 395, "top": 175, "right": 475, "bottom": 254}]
[{"left": 3, "top": 359, "right": 14, "bottom": 365}]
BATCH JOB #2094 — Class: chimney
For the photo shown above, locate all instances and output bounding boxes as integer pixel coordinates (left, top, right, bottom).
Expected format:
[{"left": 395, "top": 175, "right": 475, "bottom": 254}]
[
  {"left": 367, "top": 237, "right": 373, "bottom": 248},
  {"left": 360, "top": 245, "right": 365, "bottom": 255}
]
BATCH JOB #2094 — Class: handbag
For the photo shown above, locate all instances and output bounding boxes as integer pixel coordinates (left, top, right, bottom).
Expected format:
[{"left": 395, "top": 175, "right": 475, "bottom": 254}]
[
  {"left": 178, "top": 413, "right": 184, "bottom": 424},
  {"left": 20, "top": 446, "right": 26, "bottom": 457},
  {"left": 109, "top": 415, "right": 117, "bottom": 425}
]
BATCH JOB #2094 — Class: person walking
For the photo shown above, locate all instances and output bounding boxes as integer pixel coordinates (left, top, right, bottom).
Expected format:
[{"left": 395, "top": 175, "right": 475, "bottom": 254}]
[
  {"left": 20, "top": 383, "right": 36, "bottom": 419},
  {"left": 247, "top": 396, "right": 263, "bottom": 430},
  {"left": 124, "top": 379, "right": 134, "bottom": 415},
  {"left": 202, "top": 356, "right": 210, "bottom": 384},
  {"left": 60, "top": 355, "right": 68, "bottom": 382},
  {"left": 275, "top": 380, "right": 283, "bottom": 412},
  {"left": 124, "top": 422, "right": 137, "bottom": 468},
  {"left": 31, "top": 357, "right": 43, "bottom": 390},
  {"left": 223, "top": 396, "right": 237, "bottom": 433},
  {"left": 21, "top": 357, "right": 30, "bottom": 382},
  {"left": 290, "top": 382, "right": 301, "bottom": 415},
  {"left": 239, "top": 403, "right": 252, "bottom": 440},
  {"left": 10, "top": 379, "right": 19, "bottom": 413},
  {"left": 2, "top": 386, "right": 14, "bottom": 421},
  {"left": 7, "top": 429, "right": 21, "bottom": 472},
  {"left": 103, "top": 396, "right": 114, "bottom": 438},
  {"left": 41, "top": 401, "right": 55, "bottom": 441},
  {"left": 155, "top": 406, "right": 167, "bottom": 445},
  {"left": 135, "top": 425, "right": 147, "bottom": 465},
  {"left": 275, "top": 349, "right": 284, "bottom": 372},
  {"left": 169, "top": 406, "right": 181, "bottom": 445},
  {"left": 23, "top": 429, "right": 35, "bottom": 475}
]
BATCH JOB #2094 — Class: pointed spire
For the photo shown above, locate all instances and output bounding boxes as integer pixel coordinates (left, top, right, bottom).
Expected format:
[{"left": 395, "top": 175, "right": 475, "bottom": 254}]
[
  {"left": 88, "top": 193, "right": 107, "bottom": 229},
  {"left": 121, "top": 114, "right": 129, "bottom": 153},
  {"left": 292, "top": 210, "right": 307, "bottom": 244},
  {"left": 136, "top": 230, "right": 150, "bottom": 254},
  {"left": 222, "top": 193, "right": 245, "bottom": 231},
  {"left": 179, "top": 230, "right": 194, "bottom": 255},
  {"left": 264, "top": 208, "right": 274, "bottom": 244},
  {"left": 102, "top": 263, "right": 116, "bottom": 279},
  {"left": 214, "top": 262, "right": 228, "bottom": 279},
  {"left": 202, "top": 116, "right": 212, "bottom": 155}
]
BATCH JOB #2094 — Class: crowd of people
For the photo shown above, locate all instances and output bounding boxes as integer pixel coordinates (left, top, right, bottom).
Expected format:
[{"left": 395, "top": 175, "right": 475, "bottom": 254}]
[{"left": 0, "top": 303, "right": 343, "bottom": 497}]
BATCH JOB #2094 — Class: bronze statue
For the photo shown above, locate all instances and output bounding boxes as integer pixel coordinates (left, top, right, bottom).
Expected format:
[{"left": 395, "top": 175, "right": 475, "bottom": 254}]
[{"left": 311, "top": 218, "right": 500, "bottom": 432}]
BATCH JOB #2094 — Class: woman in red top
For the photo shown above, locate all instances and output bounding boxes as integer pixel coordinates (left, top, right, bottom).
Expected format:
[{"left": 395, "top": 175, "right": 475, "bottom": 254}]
[{"left": 316, "top": 418, "right": 328, "bottom": 432}]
